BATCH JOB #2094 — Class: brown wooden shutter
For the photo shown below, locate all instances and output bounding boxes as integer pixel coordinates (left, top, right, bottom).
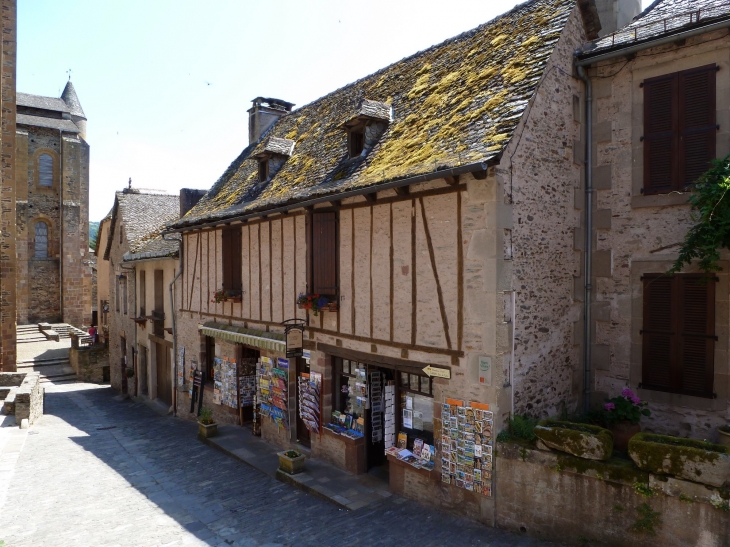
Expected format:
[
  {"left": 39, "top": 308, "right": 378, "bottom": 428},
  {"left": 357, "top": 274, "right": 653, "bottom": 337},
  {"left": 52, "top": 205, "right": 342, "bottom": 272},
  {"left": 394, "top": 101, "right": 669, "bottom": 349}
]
[
  {"left": 679, "top": 65, "right": 716, "bottom": 187},
  {"left": 643, "top": 75, "right": 676, "bottom": 193},
  {"left": 678, "top": 275, "right": 715, "bottom": 398},
  {"left": 154, "top": 270, "right": 164, "bottom": 312},
  {"left": 222, "top": 228, "right": 231, "bottom": 290},
  {"left": 312, "top": 212, "right": 337, "bottom": 295},
  {"left": 222, "top": 227, "right": 242, "bottom": 291},
  {"left": 641, "top": 275, "right": 674, "bottom": 390}
]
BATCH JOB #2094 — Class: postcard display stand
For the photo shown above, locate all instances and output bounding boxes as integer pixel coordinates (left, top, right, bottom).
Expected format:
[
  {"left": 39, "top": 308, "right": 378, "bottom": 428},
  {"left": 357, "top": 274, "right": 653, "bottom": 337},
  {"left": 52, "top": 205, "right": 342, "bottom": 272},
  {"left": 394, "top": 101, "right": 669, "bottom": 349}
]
[
  {"left": 212, "top": 357, "right": 238, "bottom": 409},
  {"left": 440, "top": 402, "right": 493, "bottom": 497},
  {"left": 298, "top": 372, "right": 321, "bottom": 434},
  {"left": 257, "top": 357, "right": 289, "bottom": 429}
]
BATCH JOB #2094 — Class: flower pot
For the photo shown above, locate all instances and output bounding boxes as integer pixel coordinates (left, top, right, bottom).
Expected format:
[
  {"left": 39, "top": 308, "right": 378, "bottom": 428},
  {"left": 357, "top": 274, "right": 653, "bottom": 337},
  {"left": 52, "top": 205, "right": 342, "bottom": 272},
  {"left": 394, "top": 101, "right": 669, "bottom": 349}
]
[
  {"left": 629, "top": 432, "right": 730, "bottom": 487},
  {"left": 718, "top": 426, "right": 730, "bottom": 448},
  {"left": 534, "top": 420, "right": 613, "bottom": 461},
  {"left": 326, "top": 302, "right": 339, "bottom": 312},
  {"left": 278, "top": 451, "right": 306, "bottom": 474},
  {"left": 198, "top": 421, "right": 218, "bottom": 438},
  {"left": 609, "top": 422, "right": 641, "bottom": 452}
]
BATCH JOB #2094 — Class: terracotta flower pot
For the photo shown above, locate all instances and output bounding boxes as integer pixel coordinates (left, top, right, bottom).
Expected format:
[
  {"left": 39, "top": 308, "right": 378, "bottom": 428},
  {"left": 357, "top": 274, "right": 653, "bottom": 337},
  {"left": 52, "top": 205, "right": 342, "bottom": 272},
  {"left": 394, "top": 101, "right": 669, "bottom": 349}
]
[{"left": 610, "top": 422, "right": 641, "bottom": 452}]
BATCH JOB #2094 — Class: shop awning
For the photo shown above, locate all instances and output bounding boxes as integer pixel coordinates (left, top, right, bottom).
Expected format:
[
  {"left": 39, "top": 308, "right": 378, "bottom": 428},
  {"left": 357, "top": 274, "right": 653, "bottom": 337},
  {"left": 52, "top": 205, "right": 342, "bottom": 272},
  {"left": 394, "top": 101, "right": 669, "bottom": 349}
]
[{"left": 199, "top": 321, "right": 286, "bottom": 352}]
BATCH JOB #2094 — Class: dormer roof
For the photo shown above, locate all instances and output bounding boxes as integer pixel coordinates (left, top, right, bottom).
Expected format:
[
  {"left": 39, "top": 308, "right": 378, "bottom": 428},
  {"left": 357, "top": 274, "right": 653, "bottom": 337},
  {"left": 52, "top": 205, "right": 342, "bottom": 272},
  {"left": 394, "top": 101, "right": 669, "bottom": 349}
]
[
  {"left": 253, "top": 137, "right": 296, "bottom": 159},
  {"left": 342, "top": 99, "right": 392, "bottom": 129}
]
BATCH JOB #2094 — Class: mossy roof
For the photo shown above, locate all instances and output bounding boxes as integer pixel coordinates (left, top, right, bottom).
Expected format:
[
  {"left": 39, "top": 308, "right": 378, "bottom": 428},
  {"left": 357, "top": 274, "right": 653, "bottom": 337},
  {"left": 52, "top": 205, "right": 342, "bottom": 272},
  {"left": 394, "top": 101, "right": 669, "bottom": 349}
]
[{"left": 173, "top": 0, "right": 578, "bottom": 229}]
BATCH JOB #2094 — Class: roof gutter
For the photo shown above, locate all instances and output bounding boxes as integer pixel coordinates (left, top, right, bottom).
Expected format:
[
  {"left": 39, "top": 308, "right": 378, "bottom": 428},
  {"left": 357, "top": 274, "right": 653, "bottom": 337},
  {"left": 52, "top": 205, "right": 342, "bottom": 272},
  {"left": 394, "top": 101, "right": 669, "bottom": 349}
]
[
  {"left": 576, "top": 17, "right": 730, "bottom": 66},
  {"left": 164, "top": 158, "right": 496, "bottom": 234}
]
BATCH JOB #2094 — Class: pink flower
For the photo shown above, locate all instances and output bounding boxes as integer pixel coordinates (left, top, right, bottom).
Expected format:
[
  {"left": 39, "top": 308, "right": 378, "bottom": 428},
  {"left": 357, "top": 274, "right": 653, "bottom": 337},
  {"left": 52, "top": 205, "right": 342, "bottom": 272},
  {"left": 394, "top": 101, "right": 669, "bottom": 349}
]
[
  {"left": 630, "top": 396, "right": 641, "bottom": 405},
  {"left": 604, "top": 402, "right": 615, "bottom": 411},
  {"left": 621, "top": 388, "right": 635, "bottom": 399}
]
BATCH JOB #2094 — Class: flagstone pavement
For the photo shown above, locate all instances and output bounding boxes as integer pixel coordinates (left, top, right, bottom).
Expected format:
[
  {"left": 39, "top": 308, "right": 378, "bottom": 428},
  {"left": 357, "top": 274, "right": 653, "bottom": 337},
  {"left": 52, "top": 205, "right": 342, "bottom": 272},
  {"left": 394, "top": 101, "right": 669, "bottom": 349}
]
[{"left": 0, "top": 382, "right": 563, "bottom": 547}]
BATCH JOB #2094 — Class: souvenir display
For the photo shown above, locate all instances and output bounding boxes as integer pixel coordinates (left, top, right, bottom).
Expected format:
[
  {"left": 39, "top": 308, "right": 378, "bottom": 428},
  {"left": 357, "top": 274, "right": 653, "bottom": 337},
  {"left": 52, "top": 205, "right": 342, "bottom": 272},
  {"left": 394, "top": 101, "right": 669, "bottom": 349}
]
[
  {"left": 440, "top": 402, "right": 493, "bottom": 497},
  {"left": 257, "top": 357, "right": 289, "bottom": 429},
  {"left": 386, "top": 438, "right": 435, "bottom": 470},
  {"left": 324, "top": 410, "right": 364, "bottom": 439},
  {"left": 298, "top": 371, "right": 321, "bottom": 433},
  {"left": 370, "top": 371, "right": 383, "bottom": 443},
  {"left": 384, "top": 383, "right": 396, "bottom": 448}
]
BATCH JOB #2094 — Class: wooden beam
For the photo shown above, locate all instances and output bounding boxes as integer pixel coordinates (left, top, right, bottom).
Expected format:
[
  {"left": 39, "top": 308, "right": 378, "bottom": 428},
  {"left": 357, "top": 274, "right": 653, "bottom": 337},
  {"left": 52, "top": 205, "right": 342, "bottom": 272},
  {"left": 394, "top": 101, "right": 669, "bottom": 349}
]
[
  {"left": 445, "top": 175, "right": 460, "bottom": 186},
  {"left": 364, "top": 193, "right": 377, "bottom": 203},
  {"left": 472, "top": 170, "right": 488, "bottom": 180},
  {"left": 394, "top": 186, "right": 409, "bottom": 196},
  {"left": 330, "top": 199, "right": 342, "bottom": 209}
]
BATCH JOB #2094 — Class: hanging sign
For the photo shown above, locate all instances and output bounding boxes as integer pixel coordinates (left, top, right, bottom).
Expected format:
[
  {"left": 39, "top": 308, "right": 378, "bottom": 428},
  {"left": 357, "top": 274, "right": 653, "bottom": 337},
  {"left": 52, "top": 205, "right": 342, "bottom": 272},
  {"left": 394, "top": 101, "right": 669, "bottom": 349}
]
[
  {"left": 283, "top": 318, "right": 306, "bottom": 359},
  {"left": 423, "top": 365, "right": 451, "bottom": 379}
]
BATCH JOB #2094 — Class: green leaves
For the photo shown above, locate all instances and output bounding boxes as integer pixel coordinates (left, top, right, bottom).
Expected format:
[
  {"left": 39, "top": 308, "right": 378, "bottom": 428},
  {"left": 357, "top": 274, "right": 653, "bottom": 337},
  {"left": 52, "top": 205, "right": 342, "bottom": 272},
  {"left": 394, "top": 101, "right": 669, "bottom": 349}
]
[{"left": 671, "top": 156, "right": 730, "bottom": 274}]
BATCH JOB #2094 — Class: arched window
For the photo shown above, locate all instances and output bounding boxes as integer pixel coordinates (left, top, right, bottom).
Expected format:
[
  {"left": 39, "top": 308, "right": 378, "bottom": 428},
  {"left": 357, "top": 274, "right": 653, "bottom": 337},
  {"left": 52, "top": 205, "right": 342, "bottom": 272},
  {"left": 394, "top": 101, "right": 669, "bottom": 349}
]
[
  {"left": 34, "top": 222, "right": 48, "bottom": 258},
  {"left": 39, "top": 154, "right": 53, "bottom": 187}
]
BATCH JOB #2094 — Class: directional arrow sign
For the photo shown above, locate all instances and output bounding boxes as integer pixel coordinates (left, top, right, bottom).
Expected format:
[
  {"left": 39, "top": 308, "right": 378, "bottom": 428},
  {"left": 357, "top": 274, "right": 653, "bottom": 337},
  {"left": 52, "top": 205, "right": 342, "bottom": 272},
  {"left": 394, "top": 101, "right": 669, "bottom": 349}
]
[{"left": 423, "top": 365, "right": 451, "bottom": 379}]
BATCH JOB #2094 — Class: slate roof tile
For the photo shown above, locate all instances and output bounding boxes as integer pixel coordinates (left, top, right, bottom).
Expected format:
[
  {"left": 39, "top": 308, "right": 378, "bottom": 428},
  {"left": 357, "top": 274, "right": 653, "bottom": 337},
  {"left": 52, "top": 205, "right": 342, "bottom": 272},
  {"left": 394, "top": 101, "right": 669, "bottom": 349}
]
[
  {"left": 17, "top": 114, "right": 80, "bottom": 133},
  {"left": 586, "top": 0, "right": 730, "bottom": 55},
  {"left": 174, "top": 0, "right": 576, "bottom": 229},
  {"left": 16, "top": 92, "right": 70, "bottom": 113}
]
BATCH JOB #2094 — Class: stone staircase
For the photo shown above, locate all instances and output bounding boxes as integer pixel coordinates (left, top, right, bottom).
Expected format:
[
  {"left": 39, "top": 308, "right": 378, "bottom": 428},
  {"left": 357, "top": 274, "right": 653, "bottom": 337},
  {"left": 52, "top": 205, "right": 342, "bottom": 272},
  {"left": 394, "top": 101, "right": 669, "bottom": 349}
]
[
  {"left": 17, "top": 323, "right": 88, "bottom": 344},
  {"left": 16, "top": 356, "right": 76, "bottom": 384}
]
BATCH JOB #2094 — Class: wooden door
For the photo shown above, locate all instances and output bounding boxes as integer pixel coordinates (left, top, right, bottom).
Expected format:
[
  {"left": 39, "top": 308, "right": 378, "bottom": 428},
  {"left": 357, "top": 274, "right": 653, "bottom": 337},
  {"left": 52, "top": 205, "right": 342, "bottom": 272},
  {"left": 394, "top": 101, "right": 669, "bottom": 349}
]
[
  {"left": 156, "top": 343, "right": 172, "bottom": 406},
  {"left": 295, "top": 357, "right": 311, "bottom": 447}
]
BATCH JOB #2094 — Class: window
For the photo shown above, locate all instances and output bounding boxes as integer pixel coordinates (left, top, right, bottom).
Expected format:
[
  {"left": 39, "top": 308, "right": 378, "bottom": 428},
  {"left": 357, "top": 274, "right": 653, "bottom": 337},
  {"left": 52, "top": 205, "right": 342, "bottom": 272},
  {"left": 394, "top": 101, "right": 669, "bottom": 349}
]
[
  {"left": 121, "top": 276, "right": 128, "bottom": 315},
  {"left": 205, "top": 335, "right": 216, "bottom": 381},
  {"left": 34, "top": 221, "right": 48, "bottom": 258},
  {"left": 258, "top": 160, "right": 268, "bottom": 182},
  {"left": 348, "top": 129, "right": 364, "bottom": 158},
  {"left": 310, "top": 211, "right": 337, "bottom": 296},
  {"left": 38, "top": 154, "right": 53, "bottom": 187},
  {"left": 115, "top": 278, "right": 120, "bottom": 312},
  {"left": 334, "top": 359, "right": 360, "bottom": 419},
  {"left": 221, "top": 227, "right": 242, "bottom": 292},
  {"left": 139, "top": 270, "right": 146, "bottom": 316},
  {"left": 643, "top": 64, "right": 717, "bottom": 194},
  {"left": 400, "top": 371, "right": 434, "bottom": 446},
  {"left": 642, "top": 273, "right": 716, "bottom": 398}
]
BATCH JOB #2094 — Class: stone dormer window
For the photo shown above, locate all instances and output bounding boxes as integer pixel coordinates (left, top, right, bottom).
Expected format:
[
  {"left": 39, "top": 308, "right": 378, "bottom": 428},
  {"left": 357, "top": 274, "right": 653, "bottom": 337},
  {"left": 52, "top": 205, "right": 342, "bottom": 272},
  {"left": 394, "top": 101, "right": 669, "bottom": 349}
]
[
  {"left": 253, "top": 137, "right": 295, "bottom": 182},
  {"left": 341, "top": 99, "right": 391, "bottom": 159}
]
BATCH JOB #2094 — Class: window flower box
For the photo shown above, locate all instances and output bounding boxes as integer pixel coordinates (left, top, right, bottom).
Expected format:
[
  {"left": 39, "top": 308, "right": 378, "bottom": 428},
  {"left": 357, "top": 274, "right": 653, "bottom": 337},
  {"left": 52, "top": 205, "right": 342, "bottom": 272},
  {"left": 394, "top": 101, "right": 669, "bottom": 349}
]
[
  {"left": 628, "top": 432, "right": 730, "bottom": 487},
  {"left": 212, "top": 288, "right": 242, "bottom": 304},
  {"left": 534, "top": 420, "right": 613, "bottom": 461},
  {"left": 297, "top": 293, "right": 336, "bottom": 316}
]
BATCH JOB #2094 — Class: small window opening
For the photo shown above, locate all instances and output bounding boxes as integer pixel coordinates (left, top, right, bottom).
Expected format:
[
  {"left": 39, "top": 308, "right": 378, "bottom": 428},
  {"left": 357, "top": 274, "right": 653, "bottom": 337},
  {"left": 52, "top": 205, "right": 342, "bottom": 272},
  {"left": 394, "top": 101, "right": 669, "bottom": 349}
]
[
  {"left": 34, "top": 221, "right": 48, "bottom": 258},
  {"left": 349, "top": 129, "right": 364, "bottom": 158},
  {"left": 39, "top": 154, "right": 53, "bottom": 187},
  {"left": 258, "top": 160, "right": 269, "bottom": 182}
]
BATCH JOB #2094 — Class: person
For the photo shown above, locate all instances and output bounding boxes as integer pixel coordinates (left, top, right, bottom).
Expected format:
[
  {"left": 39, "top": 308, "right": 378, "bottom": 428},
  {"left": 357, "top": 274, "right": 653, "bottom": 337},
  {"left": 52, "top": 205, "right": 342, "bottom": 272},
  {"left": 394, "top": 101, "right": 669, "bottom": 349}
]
[{"left": 88, "top": 325, "right": 97, "bottom": 345}]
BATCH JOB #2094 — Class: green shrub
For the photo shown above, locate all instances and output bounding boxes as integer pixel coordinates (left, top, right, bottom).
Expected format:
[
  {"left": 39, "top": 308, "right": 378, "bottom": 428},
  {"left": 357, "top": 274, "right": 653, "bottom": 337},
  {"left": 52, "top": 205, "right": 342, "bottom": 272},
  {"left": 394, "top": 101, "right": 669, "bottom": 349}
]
[{"left": 509, "top": 414, "right": 538, "bottom": 442}]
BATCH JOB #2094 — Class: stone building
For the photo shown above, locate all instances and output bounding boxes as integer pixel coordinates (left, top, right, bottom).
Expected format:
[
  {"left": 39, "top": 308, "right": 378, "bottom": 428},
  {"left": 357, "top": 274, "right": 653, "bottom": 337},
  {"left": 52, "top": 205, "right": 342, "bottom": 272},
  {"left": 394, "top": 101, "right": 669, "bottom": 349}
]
[
  {"left": 577, "top": 0, "right": 730, "bottom": 440},
  {"left": 164, "top": 0, "right": 636, "bottom": 525},
  {"left": 15, "top": 79, "right": 91, "bottom": 327},
  {"left": 101, "top": 187, "right": 202, "bottom": 406}
]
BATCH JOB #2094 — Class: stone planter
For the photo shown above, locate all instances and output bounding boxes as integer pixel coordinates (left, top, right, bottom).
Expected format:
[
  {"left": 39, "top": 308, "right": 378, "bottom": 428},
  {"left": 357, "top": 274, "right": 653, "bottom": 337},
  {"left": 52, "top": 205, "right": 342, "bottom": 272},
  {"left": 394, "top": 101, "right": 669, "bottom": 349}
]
[
  {"left": 198, "top": 421, "right": 218, "bottom": 438},
  {"left": 278, "top": 450, "right": 306, "bottom": 474},
  {"left": 718, "top": 426, "right": 730, "bottom": 448},
  {"left": 534, "top": 420, "right": 613, "bottom": 461},
  {"left": 609, "top": 422, "right": 641, "bottom": 452},
  {"left": 628, "top": 433, "right": 730, "bottom": 487}
]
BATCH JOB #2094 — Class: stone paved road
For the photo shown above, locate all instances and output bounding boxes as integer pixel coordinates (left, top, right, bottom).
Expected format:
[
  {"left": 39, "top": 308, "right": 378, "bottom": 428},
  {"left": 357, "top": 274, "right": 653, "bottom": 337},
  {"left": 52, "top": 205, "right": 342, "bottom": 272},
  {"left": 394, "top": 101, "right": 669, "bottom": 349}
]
[{"left": 0, "top": 383, "right": 561, "bottom": 547}]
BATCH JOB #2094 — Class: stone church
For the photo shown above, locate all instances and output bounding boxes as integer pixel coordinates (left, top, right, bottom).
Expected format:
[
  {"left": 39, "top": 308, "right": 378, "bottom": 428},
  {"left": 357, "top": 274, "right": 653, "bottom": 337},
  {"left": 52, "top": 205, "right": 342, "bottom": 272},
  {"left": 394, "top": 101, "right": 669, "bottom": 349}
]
[{"left": 15, "top": 80, "right": 92, "bottom": 327}]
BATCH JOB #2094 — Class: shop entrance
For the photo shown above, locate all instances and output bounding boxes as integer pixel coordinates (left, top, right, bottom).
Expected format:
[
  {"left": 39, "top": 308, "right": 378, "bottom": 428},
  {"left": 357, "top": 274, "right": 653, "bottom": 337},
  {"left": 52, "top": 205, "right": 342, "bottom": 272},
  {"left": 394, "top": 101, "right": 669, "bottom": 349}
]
[
  {"left": 156, "top": 342, "right": 172, "bottom": 406},
  {"left": 365, "top": 365, "right": 395, "bottom": 471},
  {"left": 295, "top": 356, "right": 311, "bottom": 447},
  {"left": 237, "top": 345, "right": 259, "bottom": 425}
]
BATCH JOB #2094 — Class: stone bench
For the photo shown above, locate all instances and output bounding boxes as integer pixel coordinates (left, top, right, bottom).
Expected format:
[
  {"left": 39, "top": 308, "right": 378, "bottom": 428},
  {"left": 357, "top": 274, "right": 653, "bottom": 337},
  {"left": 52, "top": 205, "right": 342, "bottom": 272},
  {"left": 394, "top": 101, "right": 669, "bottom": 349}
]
[
  {"left": 43, "top": 329, "right": 60, "bottom": 342},
  {"left": 37, "top": 322, "right": 53, "bottom": 332},
  {"left": 0, "top": 372, "right": 43, "bottom": 426}
]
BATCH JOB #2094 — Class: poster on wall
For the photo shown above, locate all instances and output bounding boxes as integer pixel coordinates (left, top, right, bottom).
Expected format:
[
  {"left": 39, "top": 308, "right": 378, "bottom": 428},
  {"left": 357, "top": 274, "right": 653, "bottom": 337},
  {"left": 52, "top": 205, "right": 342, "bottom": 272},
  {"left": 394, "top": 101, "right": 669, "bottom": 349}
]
[
  {"left": 298, "top": 371, "right": 321, "bottom": 433},
  {"left": 257, "top": 356, "right": 289, "bottom": 429},
  {"left": 440, "top": 401, "right": 493, "bottom": 497}
]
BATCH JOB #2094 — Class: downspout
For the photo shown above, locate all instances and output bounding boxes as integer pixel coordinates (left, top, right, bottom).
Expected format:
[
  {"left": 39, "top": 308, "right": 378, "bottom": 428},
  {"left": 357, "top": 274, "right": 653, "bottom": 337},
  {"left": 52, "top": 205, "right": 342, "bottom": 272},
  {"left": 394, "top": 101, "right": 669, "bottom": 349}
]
[
  {"left": 164, "top": 233, "right": 182, "bottom": 417},
  {"left": 59, "top": 130, "right": 64, "bottom": 323},
  {"left": 577, "top": 65, "right": 593, "bottom": 413}
]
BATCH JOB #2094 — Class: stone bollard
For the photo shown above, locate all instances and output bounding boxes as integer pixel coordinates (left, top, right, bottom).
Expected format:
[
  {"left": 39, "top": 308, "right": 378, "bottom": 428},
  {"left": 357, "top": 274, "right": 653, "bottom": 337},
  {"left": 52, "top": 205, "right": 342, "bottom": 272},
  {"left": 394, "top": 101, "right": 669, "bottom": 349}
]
[{"left": 20, "top": 418, "right": 29, "bottom": 429}]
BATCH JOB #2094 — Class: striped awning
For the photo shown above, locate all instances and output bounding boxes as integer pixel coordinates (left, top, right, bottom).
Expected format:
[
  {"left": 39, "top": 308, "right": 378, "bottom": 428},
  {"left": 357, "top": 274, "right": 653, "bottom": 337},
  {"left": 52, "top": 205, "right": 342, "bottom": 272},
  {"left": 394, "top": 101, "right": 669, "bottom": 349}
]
[{"left": 199, "top": 322, "right": 286, "bottom": 352}]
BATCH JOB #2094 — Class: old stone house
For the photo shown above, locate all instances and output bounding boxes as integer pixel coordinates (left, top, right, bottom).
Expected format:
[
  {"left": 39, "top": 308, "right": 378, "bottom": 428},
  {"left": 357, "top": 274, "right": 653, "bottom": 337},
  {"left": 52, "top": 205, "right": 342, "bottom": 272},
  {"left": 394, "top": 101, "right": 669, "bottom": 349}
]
[
  {"left": 577, "top": 0, "right": 730, "bottom": 441},
  {"left": 102, "top": 188, "right": 180, "bottom": 401},
  {"left": 164, "top": 0, "right": 639, "bottom": 524},
  {"left": 15, "top": 80, "right": 92, "bottom": 328}
]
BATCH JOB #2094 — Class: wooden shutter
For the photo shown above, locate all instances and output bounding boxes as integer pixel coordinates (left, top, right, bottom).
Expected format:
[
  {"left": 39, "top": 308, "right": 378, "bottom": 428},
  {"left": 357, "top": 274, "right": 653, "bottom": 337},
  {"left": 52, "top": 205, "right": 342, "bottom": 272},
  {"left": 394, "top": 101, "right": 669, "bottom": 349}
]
[
  {"left": 139, "top": 270, "right": 146, "bottom": 316},
  {"left": 643, "top": 75, "right": 676, "bottom": 193},
  {"left": 641, "top": 275, "right": 674, "bottom": 390},
  {"left": 678, "top": 275, "right": 715, "bottom": 398},
  {"left": 312, "top": 212, "right": 337, "bottom": 295},
  {"left": 222, "top": 227, "right": 242, "bottom": 291},
  {"left": 679, "top": 65, "right": 716, "bottom": 186},
  {"left": 154, "top": 270, "right": 164, "bottom": 312}
]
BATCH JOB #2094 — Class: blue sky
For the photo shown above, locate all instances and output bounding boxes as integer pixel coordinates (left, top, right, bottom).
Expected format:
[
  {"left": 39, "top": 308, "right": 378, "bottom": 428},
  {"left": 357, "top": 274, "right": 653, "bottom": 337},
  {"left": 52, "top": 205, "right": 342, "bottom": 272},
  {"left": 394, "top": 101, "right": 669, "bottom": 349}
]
[{"left": 18, "top": 0, "right": 652, "bottom": 221}]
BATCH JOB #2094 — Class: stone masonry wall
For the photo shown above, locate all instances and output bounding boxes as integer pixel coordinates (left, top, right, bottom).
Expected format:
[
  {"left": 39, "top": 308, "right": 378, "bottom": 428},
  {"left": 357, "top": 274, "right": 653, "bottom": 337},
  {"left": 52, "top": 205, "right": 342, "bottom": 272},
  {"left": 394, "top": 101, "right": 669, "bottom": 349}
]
[
  {"left": 70, "top": 345, "right": 109, "bottom": 383},
  {"left": 589, "top": 30, "right": 730, "bottom": 440},
  {"left": 13, "top": 371, "right": 42, "bottom": 425}
]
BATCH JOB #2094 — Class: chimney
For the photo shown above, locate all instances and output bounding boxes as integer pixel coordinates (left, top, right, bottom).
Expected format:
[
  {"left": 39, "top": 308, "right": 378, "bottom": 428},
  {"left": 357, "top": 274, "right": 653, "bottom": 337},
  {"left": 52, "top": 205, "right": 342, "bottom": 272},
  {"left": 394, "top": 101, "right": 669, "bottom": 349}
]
[
  {"left": 594, "top": 0, "right": 641, "bottom": 37},
  {"left": 248, "top": 97, "right": 295, "bottom": 144},
  {"left": 180, "top": 188, "right": 207, "bottom": 217}
]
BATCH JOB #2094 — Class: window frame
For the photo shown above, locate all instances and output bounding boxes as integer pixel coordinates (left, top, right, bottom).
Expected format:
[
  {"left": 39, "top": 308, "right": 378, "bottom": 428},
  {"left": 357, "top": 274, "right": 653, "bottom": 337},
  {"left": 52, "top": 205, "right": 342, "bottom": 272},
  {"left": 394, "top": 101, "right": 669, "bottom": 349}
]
[
  {"left": 642, "top": 64, "right": 717, "bottom": 194},
  {"left": 221, "top": 226, "right": 242, "bottom": 292},
  {"left": 139, "top": 270, "right": 146, "bottom": 316},
  {"left": 309, "top": 211, "right": 338, "bottom": 297},
  {"left": 348, "top": 128, "right": 365, "bottom": 158},
  {"left": 258, "top": 159, "right": 269, "bottom": 182},
  {"left": 38, "top": 153, "right": 53, "bottom": 187},
  {"left": 33, "top": 221, "right": 49, "bottom": 258}
]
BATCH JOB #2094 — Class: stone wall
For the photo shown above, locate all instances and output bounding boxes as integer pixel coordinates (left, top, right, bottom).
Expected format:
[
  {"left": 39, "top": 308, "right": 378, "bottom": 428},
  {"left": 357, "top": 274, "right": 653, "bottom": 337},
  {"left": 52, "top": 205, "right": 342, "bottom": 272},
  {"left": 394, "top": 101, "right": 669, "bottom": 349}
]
[
  {"left": 69, "top": 344, "right": 109, "bottom": 383},
  {"left": 13, "top": 371, "right": 42, "bottom": 425},
  {"left": 496, "top": 442, "right": 730, "bottom": 546},
  {"left": 587, "top": 29, "right": 730, "bottom": 439}
]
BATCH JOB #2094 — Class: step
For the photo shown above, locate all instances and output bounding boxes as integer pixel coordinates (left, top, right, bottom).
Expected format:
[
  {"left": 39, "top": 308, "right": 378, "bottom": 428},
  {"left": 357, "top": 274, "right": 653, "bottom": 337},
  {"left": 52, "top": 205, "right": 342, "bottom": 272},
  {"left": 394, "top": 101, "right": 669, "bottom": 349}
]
[{"left": 17, "top": 360, "right": 70, "bottom": 369}]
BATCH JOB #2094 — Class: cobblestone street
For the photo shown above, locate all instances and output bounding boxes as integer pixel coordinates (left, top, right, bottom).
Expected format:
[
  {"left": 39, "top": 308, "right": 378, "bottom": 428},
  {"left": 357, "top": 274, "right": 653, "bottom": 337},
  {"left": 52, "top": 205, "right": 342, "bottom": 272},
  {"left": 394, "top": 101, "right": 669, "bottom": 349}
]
[{"left": 0, "top": 383, "right": 561, "bottom": 547}]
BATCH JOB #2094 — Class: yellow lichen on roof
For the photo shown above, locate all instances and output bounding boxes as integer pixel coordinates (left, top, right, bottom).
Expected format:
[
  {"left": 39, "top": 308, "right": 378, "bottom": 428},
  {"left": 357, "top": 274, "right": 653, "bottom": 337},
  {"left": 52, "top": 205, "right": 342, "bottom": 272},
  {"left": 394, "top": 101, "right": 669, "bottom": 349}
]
[{"left": 178, "top": 0, "right": 577, "bottom": 226}]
